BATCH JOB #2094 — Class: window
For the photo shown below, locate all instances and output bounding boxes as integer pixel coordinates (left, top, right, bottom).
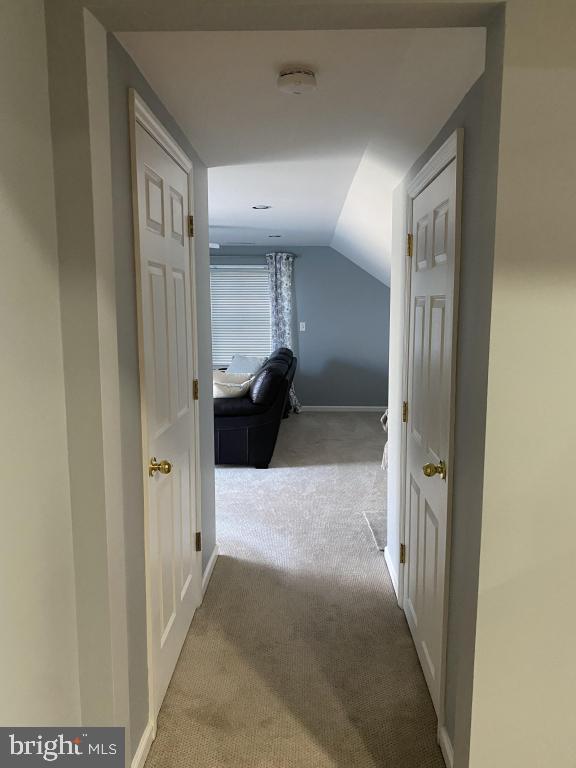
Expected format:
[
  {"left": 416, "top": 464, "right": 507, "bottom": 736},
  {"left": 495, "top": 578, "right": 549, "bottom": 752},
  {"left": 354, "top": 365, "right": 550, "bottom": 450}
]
[{"left": 210, "top": 265, "right": 271, "bottom": 367}]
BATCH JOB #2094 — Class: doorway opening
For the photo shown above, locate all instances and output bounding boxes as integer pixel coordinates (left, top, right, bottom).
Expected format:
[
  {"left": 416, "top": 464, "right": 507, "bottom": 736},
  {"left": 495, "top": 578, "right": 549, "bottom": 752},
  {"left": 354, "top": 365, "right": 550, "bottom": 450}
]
[{"left": 119, "top": 22, "right": 489, "bottom": 768}]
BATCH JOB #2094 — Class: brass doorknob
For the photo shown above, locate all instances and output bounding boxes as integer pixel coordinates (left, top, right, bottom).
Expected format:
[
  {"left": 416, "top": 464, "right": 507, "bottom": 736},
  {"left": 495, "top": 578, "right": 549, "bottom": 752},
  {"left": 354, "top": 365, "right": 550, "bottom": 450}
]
[
  {"left": 149, "top": 457, "right": 172, "bottom": 477},
  {"left": 422, "top": 460, "right": 447, "bottom": 480}
]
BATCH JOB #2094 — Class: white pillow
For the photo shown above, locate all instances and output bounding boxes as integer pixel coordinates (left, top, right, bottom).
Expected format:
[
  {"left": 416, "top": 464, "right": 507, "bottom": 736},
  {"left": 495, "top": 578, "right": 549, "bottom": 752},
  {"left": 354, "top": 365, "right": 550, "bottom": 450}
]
[
  {"left": 213, "top": 371, "right": 253, "bottom": 399},
  {"left": 226, "top": 354, "right": 266, "bottom": 376}
]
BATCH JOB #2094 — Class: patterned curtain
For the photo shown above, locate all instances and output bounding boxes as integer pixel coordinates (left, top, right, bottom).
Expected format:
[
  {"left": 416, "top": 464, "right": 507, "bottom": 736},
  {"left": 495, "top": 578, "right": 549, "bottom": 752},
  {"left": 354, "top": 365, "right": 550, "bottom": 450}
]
[{"left": 266, "top": 252, "right": 300, "bottom": 413}]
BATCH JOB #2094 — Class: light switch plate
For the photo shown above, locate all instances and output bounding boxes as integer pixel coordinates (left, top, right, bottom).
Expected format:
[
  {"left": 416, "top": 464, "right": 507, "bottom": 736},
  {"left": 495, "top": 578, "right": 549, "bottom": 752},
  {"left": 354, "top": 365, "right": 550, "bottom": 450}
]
[{"left": 299, "top": 322, "right": 306, "bottom": 332}]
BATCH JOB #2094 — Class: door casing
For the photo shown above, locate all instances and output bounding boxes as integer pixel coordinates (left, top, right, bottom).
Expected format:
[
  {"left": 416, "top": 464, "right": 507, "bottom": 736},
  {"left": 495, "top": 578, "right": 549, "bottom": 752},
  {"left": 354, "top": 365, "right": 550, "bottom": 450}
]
[
  {"left": 398, "top": 129, "right": 463, "bottom": 765},
  {"left": 129, "top": 89, "right": 203, "bottom": 737}
]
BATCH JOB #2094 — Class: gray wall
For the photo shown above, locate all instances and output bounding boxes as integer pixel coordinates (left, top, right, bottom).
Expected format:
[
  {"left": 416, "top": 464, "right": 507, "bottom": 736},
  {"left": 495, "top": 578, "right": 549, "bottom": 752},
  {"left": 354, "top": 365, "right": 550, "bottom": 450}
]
[
  {"left": 107, "top": 34, "right": 217, "bottom": 753},
  {"left": 401, "top": 10, "right": 504, "bottom": 755},
  {"left": 0, "top": 0, "right": 81, "bottom": 725},
  {"left": 211, "top": 246, "right": 389, "bottom": 407}
]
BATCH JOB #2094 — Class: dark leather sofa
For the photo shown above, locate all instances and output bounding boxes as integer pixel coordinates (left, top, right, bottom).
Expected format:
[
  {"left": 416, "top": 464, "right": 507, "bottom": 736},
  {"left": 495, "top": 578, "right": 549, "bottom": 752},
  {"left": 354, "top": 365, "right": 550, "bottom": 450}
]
[{"left": 214, "top": 348, "right": 297, "bottom": 468}]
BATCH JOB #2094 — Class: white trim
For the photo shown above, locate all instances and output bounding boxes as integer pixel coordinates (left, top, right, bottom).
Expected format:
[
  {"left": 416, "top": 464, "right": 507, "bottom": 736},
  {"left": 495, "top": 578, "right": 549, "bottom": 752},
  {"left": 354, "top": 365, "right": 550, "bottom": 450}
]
[
  {"left": 132, "top": 91, "right": 192, "bottom": 173},
  {"left": 129, "top": 91, "right": 156, "bottom": 739},
  {"left": 438, "top": 726, "right": 455, "bottom": 768},
  {"left": 201, "top": 545, "right": 219, "bottom": 599},
  {"left": 407, "top": 131, "right": 459, "bottom": 198},
  {"left": 400, "top": 129, "right": 463, "bottom": 742},
  {"left": 184, "top": 123, "right": 204, "bottom": 614},
  {"left": 129, "top": 89, "right": 203, "bottom": 732},
  {"left": 84, "top": 10, "right": 131, "bottom": 750},
  {"left": 384, "top": 545, "right": 399, "bottom": 598},
  {"left": 396, "top": 196, "right": 413, "bottom": 611},
  {"left": 130, "top": 721, "right": 154, "bottom": 768},
  {"left": 299, "top": 405, "right": 387, "bottom": 413}
]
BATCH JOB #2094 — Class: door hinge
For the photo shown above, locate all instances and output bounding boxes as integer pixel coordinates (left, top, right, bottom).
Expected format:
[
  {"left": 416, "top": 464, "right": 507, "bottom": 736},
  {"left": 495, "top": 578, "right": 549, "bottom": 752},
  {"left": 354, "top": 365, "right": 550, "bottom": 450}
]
[
  {"left": 187, "top": 215, "right": 194, "bottom": 238},
  {"left": 193, "top": 379, "right": 199, "bottom": 401},
  {"left": 195, "top": 531, "right": 202, "bottom": 552},
  {"left": 400, "top": 543, "right": 406, "bottom": 565},
  {"left": 407, "top": 232, "right": 413, "bottom": 259},
  {"left": 402, "top": 401, "right": 408, "bottom": 423}
]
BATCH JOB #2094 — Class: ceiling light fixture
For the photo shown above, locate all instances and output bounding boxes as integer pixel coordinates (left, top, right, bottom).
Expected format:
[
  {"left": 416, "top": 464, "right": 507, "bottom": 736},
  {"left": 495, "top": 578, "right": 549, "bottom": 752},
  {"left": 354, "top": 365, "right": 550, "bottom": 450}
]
[
  {"left": 277, "top": 68, "right": 317, "bottom": 95},
  {"left": 268, "top": 234, "right": 282, "bottom": 238},
  {"left": 252, "top": 204, "right": 272, "bottom": 210}
]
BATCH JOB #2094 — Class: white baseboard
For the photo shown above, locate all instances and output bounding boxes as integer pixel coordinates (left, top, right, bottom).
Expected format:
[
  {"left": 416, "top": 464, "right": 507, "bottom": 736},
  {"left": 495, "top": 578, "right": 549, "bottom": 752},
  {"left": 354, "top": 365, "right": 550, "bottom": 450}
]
[
  {"left": 438, "top": 726, "right": 454, "bottom": 768},
  {"left": 384, "top": 545, "right": 399, "bottom": 598},
  {"left": 201, "top": 544, "right": 219, "bottom": 598},
  {"left": 299, "top": 405, "right": 387, "bottom": 413},
  {"left": 131, "top": 720, "right": 153, "bottom": 768}
]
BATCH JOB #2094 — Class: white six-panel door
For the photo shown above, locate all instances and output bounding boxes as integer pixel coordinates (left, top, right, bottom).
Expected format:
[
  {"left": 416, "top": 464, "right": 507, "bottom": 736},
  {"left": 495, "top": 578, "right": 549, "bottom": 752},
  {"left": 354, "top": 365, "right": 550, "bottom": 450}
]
[
  {"left": 403, "top": 159, "right": 457, "bottom": 715},
  {"left": 134, "top": 119, "right": 201, "bottom": 720}
]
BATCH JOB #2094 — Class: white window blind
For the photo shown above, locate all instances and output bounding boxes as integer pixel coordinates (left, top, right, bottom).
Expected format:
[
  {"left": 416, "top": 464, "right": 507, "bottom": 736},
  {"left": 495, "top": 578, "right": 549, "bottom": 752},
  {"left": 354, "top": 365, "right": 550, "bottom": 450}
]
[{"left": 210, "top": 266, "right": 272, "bottom": 367}]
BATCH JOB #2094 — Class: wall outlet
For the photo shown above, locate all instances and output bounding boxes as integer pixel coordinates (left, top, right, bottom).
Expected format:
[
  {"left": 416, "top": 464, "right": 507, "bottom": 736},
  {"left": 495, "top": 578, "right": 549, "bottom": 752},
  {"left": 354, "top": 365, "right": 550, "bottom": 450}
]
[{"left": 299, "top": 321, "right": 306, "bottom": 332}]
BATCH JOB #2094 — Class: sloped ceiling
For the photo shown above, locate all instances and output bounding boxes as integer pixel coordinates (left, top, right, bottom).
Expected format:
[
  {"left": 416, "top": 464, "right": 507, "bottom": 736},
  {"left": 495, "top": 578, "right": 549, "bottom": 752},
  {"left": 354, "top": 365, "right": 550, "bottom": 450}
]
[
  {"left": 117, "top": 29, "right": 485, "bottom": 284},
  {"left": 331, "top": 144, "right": 397, "bottom": 284}
]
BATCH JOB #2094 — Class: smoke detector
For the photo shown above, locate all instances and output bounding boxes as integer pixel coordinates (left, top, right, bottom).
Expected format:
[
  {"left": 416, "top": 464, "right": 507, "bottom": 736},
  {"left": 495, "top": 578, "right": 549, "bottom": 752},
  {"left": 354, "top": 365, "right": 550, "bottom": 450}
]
[{"left": 277, "top": 68, "right": 317, "bottom": 95}]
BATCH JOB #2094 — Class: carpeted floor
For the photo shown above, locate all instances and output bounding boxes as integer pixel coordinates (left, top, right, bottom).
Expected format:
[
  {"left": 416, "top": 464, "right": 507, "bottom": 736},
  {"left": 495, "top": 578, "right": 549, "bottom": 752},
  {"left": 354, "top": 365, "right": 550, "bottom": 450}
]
[{"left": 145, "top": 413, "right": 444, "bottom": 768}]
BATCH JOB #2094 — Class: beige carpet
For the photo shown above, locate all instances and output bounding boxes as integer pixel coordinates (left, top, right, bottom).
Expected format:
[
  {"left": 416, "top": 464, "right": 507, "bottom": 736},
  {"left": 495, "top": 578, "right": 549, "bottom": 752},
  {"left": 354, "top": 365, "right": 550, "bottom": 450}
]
[{"left": 145, "top": 413, "right": 444, "bottom": 768}]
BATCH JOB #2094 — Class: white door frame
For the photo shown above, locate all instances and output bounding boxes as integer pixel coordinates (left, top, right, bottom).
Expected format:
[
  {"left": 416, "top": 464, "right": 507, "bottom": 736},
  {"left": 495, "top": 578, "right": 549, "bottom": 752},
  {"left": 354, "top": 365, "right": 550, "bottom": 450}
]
[
  {"left": 397, "top": 129, "right": 463, "bottom": 765},
  {"left": 128, "top": 89, "right": 203, "bottom": 738}
]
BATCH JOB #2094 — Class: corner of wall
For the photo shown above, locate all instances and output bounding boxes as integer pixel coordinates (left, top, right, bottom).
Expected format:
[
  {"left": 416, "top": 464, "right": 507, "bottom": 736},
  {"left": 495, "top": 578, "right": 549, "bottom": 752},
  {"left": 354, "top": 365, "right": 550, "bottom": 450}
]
[
  {"left": 84, "top": 6, "right": 131, "bottom": 743},
  {"left": 0, "top": 0, "right": 81, "bottom": 725}
]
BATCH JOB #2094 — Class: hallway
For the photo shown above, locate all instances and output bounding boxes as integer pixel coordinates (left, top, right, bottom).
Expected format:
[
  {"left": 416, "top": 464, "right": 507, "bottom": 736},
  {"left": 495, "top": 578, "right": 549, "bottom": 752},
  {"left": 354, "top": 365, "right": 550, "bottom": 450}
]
[{"left": 145, "top": 413, "right": 444, "bottom": 768}]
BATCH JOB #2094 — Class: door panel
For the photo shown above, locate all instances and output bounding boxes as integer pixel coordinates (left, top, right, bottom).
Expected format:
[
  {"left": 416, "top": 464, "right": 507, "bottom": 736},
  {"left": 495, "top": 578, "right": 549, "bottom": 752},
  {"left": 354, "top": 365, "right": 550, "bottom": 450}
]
[
  {"left": 148, "top": 263, "right": 171, "bottom": 435},
  {"left": 169, "top": 187, "right": 184, "bottom": 244},
  {"left": 172, "top": 268, "right": 190, "bottom": 418},
  {"left": 433, "top": 202, "right": 449, "bottom": 265},
  {"left": 428, "top": 297, "right": 446, "bottom": 460},
  {"left": 135, "top": 124, "right": 200, "bottom": 718},
  {"left": 415, "top": 214, "right": 429, "bottom": 272},
  {"left": 411, "top": 297, "right": 426, "bottom": 446},
  {"left": 157, "top": 475, "right": 175, "bottom": 641},
  {"left": 405, "top": 474, "right": 421, "bottom": 630},
  {"left": 403, "top": 159, "right": 457, "bottom": 715},
  {"left": 422, "top": 498, "right": 440, "bottom": 670},
  {"left": 176, "top": 449, "right": 193, "bottom": 598},
  {"left": 145, "top": 167, "right": 164, "bottom": 234}
]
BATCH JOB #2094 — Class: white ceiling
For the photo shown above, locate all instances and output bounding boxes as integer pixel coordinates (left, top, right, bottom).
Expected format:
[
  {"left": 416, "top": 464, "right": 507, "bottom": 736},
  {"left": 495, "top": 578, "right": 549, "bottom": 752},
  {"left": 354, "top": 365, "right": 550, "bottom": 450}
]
[{"left": 117, "top": 29, "right": 485, "bottom": 283}]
